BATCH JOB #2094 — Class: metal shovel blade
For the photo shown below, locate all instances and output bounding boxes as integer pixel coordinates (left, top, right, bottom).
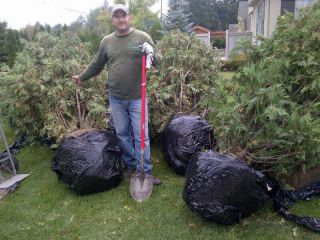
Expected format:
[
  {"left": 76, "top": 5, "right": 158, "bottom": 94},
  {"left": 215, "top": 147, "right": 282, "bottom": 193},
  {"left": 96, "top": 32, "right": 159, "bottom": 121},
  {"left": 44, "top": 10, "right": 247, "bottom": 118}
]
[
  {"left": 0, "top": 174, "right": 30, "bottom": 189},
  {"left": 129, "top": 173, "right": 153, "bottom": 202}
]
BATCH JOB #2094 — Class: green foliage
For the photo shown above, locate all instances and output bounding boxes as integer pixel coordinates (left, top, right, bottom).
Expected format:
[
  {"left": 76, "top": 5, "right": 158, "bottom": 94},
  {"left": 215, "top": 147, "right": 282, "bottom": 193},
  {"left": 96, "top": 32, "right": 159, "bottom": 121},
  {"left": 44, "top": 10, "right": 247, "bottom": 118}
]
[
  {"left": 68, "top": 4, "right": 162, "bottom": 47},
  {"left": 125, "top": 0, "right": 163, "bottom": 41},
  {"left": 0, "top": 32, "right": 108, "bottom": 145},
  {"left": 209, "top": 3, "right": 320, "bottom": 178},
  {"left": 0, "top": 21, "right": 22, "bottom": 67},
  {"left": 211, "top": 37, "right": 225, "bottom": 49},
  {"left": 162, "top": 0, "right": 193, "bottom": 33},
  {"left": 186, "top": 0, "right": 238, "bottom": 31},
  {"left": 148, "top": 30, "right": 221, "bottom": 138},
  {"left": 130, "top": 8, "right": 162, "bottom": 41},
  {"left": 67, "top": 8, "right": 113, "bottom": 53}
]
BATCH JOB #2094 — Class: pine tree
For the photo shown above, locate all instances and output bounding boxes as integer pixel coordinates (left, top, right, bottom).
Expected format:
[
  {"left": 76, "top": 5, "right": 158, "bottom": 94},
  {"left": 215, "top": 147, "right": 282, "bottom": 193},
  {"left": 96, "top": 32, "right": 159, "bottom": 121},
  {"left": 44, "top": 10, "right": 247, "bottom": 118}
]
[
  {"left": 0, "top": 21, "right": 22, "bottom": 67},
  {"left": 186, "top": 0, "right": 238, "bottom": 31},
  {"left": 162, "top": 0, "right": 193, "bottom": 33},
  {"left": 0, "top": 22, "right": 8, "bottom": 63}
]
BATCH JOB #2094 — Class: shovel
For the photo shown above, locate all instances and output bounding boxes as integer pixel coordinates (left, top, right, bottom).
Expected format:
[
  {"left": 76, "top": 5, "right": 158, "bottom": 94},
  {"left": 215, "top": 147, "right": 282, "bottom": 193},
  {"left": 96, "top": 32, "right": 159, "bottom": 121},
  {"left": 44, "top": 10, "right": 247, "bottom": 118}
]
[{"left": 129, "top": 53, "right": 153, "bottom": 202}]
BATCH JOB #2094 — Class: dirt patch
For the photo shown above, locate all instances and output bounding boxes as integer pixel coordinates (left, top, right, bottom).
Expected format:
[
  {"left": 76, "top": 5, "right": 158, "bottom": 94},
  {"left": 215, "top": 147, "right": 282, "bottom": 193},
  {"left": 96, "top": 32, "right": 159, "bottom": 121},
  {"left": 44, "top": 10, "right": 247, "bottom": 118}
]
[{"left": 286, "top": 164, "right": 320, "bottom": 189}]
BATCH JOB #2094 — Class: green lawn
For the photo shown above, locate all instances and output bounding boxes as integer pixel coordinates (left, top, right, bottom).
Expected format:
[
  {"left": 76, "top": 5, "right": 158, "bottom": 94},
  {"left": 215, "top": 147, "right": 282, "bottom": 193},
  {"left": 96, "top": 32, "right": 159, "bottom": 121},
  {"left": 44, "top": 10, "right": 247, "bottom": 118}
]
[
  {"left": 220, "top": 71, "right": 235, "bottom": 81},
  {"left": 1, "top": 123, "right": 320, "bottom": 240}
]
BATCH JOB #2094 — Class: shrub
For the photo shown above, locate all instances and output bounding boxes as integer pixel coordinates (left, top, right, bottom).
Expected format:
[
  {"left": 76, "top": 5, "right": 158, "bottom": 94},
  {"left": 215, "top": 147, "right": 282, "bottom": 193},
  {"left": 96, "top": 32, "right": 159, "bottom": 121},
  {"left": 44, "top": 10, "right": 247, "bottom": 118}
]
[
  {"left": 208, "top": 3, "right": 320, "bottom": 178},
  {"left": 211, "top": 37, "right": 225, "bottom": 49},
  {"left": 148, "top": 30, "right": 221, "bottom": 139},
  {"left": 0, "top": 32, "right": 108, "bottom": 146}
]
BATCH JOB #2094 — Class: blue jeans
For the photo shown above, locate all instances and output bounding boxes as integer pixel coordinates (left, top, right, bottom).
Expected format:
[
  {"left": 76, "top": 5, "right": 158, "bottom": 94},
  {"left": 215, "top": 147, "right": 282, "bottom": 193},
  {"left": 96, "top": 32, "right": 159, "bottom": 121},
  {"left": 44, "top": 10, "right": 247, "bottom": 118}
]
[{"left": 109, "top": 95, "right": 152, "bottom": 174}]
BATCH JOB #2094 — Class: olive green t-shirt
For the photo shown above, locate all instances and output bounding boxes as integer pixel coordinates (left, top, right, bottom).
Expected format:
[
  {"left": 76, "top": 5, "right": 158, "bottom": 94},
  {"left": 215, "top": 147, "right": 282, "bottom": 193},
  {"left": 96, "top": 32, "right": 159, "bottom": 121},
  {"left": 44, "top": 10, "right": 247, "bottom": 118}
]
[{"left": 79, "top": 29, "right": 155, "bottom": 100}]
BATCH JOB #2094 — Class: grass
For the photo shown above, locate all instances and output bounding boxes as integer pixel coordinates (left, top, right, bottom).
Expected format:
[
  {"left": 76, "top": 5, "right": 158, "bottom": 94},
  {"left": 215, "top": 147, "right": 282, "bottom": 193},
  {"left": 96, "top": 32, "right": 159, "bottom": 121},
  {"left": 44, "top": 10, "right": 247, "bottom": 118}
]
[
  {"left": 220, "top": 71, "right": 235, "bottom": 81},
  {"left": 1, "top": 124, "right": 320, "bottom": 240}
]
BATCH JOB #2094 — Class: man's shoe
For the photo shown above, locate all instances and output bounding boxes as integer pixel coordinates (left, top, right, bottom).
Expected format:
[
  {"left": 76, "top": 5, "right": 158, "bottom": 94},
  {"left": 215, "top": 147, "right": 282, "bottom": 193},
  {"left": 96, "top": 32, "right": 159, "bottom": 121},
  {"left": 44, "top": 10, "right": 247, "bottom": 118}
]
[
  {"left": 125, "top": 169, "right": 161, "bottom": 185},
  {"left": 152, "top": 175, "right": 162, "bottom": 186},
  {"left": 123, "top": 169, "right": 135, "bottom": 178}
]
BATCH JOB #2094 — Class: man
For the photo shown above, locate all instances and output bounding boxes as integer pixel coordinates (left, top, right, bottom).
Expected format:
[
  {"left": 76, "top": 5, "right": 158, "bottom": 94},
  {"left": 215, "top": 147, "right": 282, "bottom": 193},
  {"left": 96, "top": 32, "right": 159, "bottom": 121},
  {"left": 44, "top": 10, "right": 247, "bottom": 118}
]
[{"left": 72, "top": 4, "right": 161, "bottom": 188}]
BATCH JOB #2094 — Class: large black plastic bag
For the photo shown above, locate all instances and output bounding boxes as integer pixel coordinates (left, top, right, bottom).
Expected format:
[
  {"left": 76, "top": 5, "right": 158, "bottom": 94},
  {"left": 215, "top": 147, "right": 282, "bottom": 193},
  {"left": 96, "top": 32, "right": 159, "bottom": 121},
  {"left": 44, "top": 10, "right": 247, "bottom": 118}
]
[
  {"left": 162, "top": 115, "right": 215, "bottom": 175},
  {"left": 183, "top": 151, "right": 269, "bottom": 225},
  {"left": 52, "top": 129, "right": 123, "bottom": 195},
  {"left": 269, "top": 178, "right": 320, "bottom": 232}
]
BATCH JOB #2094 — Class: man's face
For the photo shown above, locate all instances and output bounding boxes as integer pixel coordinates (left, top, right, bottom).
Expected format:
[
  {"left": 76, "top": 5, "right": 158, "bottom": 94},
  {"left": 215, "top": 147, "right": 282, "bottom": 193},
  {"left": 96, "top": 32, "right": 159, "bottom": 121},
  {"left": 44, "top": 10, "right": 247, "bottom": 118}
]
[{"left": 112, "top": 11, "right": 131, "bottom": 33}]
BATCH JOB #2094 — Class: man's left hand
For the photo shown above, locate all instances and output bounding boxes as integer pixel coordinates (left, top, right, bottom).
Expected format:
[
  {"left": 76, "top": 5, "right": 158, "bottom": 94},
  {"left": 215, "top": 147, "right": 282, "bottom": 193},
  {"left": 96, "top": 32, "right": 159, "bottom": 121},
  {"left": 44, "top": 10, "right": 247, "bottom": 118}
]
[{"left": 141, "top": 42, "right": 154, "bottom": 69}]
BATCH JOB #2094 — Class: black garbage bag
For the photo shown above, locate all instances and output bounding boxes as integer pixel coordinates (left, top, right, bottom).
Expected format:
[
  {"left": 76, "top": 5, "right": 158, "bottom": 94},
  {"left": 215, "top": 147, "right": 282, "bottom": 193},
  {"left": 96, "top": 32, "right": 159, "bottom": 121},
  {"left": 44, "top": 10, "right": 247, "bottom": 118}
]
[
  {"left": 0, "top": 136, "right": 24, "bottom": 172},
  {"left": 183, "top": 151, "right": 270, "bottom": 225},
  {"left": 0, "top": 153, "right": 19, "bottom": 172},
  {"left": 267, "top": 177, "right": 320, "bottom": 232},
  {"left": 0, "top": 135, "right": 25, "bottom": 154},
  {"left": 52, "top": 129, "right": 123, "bottom": 195},
  {"left": 162, "top": 115, "right": 215, "bottom": 175}
]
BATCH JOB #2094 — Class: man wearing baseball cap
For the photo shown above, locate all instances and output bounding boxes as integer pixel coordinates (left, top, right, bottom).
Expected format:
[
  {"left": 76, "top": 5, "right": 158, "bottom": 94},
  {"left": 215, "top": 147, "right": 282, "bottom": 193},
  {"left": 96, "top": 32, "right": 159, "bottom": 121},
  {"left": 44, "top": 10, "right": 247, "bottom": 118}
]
[{"left": 72, "top": 4, "right": 161, "bottom": 196}]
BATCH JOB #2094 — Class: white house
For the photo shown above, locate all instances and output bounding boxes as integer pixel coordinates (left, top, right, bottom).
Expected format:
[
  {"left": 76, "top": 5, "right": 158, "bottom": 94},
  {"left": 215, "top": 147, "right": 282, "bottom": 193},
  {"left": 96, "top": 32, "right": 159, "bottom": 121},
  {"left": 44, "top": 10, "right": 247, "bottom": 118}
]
[{"left": 248, "top": 0, "right": 317, "bottom": 43}]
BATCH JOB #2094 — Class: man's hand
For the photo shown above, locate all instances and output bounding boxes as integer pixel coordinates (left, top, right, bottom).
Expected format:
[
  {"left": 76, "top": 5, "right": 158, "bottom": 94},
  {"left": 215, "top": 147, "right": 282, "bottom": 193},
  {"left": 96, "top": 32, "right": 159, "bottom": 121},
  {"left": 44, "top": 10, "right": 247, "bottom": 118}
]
[
  {"left": 140, "top": 42, "right": 154, "bottom": 69},
  {"left": 141, "top": 42, "right": 154, "bottom": 55},
  {"left": 71, "top": 75, "right": 82, "bottom": 86}
]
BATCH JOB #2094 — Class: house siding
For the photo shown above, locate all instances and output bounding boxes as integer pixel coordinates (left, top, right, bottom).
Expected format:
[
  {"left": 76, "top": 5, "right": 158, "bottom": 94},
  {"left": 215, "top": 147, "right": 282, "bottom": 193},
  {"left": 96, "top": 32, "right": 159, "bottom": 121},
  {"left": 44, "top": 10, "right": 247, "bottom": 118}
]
[
  {"left": 268, "top": 0, "right": 281, "bottom": 37},
  {"left": 250, "top": 0, "right": 281, "bottom": 42},
  {"left": 248, "top": 0, "right": 316, "bottom": 43}
]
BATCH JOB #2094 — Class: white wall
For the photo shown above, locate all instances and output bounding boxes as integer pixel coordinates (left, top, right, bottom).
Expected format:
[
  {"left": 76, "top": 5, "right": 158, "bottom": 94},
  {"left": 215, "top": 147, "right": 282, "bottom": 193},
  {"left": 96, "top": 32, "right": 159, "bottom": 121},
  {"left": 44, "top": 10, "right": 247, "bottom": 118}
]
[
  {"left": 266, "top": 0, "right": 281, "bottom": 37},
  {"left": 249, "top": 0, "right": 281, "bottom": 42}
]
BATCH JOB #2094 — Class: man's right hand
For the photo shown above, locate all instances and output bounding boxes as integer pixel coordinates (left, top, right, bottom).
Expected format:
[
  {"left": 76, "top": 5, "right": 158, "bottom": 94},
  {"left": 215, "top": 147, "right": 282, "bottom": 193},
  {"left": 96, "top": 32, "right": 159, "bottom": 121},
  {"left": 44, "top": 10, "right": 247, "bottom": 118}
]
[{"left": 72, "top": 75, "right": 82, "bottom": 86}]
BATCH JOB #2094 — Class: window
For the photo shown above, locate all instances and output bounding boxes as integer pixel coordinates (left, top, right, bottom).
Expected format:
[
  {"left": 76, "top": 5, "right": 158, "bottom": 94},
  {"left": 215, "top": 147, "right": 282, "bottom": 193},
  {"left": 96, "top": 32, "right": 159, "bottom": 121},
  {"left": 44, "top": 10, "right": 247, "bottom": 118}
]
[
  {"left": 281, "top": 0, "right": 295, "bottom": 15},
  {"left": 295, "top": 0, "right": 316, "bottom": 10},
  {"left": 256, "top": 1, "right": 264, "bottom": 35}
]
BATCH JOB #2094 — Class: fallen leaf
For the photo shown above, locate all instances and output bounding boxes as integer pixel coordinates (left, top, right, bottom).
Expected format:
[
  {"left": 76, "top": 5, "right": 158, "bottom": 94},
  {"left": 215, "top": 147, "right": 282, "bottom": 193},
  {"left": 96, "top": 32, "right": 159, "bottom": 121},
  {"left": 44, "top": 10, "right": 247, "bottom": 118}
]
[
  {"left": 124, "top": 205, "right": 130, "bottom": 210},
  {"left": 240, "top": 220, "right": 249, "bottom": 226},
  {"left": 292, "top": 227, "right": 298, "bottom": 238},
  {"left": 188, "top": 223, "right": 197, "bottom": 229}
]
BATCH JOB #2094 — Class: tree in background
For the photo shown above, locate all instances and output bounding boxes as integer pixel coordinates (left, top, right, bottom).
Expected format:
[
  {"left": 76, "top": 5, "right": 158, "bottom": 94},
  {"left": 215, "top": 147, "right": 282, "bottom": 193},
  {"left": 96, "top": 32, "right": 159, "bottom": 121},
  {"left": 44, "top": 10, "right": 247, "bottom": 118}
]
[
  {"left": 0, "top": 21, "right": 22, "bottom": 67},
  {"left": 186, "top": 0, "right": 238, "bottom": 31},
  {"left": 0, "top": 22, "right": 7, "bottom": 63},
  {"left": 67, "top": 0, "right": 162, "bottom": 50},
  {"left": 3, "top": 29, "right": 21, "bottom": 67},
  {"left": 162, "top": 0, "right": 193, "bottom": 33},
  {"left": 114, "top": 0, "right": 126, "bottom": 4},
  {"left": 68, "top": 8, "right": 112, "bottom": 53},
  {"left": 113, "top": 0, "right": 162, "bottom": 41}
]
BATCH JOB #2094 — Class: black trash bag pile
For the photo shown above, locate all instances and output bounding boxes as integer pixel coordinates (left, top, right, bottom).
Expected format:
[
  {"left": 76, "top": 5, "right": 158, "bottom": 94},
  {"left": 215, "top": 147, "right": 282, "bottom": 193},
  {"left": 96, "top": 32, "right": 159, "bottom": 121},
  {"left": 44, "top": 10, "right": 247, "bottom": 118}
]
[
  {"left": 0, "top": 136, "right": 25, "bottom": 172},
  {"left": 183, "top": 151, "right": 270, "bottom": 225},
  {"left": 162, "top": 115, "right": 215, "bottom": 175},
  {"left": 52, "top": 129, "right": 123, "bottom": 195},
  {"left": 0, "top": 135, "right": 25, "bottom": 155},
  {"left": 267, "top": 178, "right": 320, "bottom": 232},
  {"left": 183, "top": 150, "right": 320, "bottom": 232}
]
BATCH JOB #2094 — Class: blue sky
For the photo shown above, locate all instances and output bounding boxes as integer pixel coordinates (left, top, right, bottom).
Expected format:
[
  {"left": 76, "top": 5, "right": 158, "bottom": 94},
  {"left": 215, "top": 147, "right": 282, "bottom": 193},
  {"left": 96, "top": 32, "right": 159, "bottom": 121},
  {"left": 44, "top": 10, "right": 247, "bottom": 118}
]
[{"left": 0, "top": 0, "right": 168, "bottom": 30}]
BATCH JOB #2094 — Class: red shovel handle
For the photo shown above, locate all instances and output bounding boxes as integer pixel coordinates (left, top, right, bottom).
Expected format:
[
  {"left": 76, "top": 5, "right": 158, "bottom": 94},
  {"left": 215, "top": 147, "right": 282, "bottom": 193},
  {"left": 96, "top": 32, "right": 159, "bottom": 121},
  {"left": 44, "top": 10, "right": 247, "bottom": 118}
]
[{"left": 141, "top": 54, "right": 146, "bottom": 151}]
